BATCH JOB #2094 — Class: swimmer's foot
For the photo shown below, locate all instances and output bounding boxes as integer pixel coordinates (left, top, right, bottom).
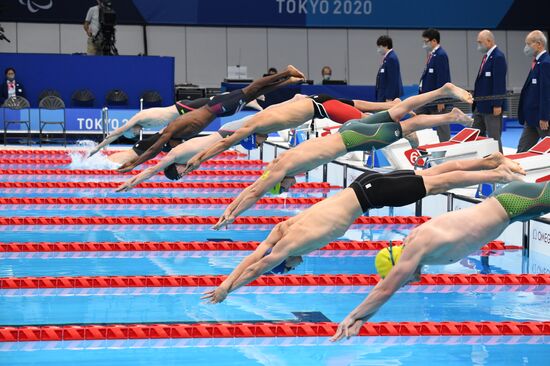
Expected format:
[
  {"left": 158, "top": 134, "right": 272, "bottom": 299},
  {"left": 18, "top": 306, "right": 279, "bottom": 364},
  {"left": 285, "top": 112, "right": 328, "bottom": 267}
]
[
  {"left": 403, "top": 131, "right": 419, "bottom": 148},
  {"left": 286, "top": 65, "right": 306, "bottom": 79},
  {"left": 289, "top": 76, "right": 306, "bottom": 85},
  {"left": 443, "top": 83, "right": 474, "bottom": 104},
  {"left": 449, "top": 107, "right": 474, "bottom": 127},
  {"left": 487, "top": 152, "right": 526, "bottom": 176},
  {"left": 495, "top": 165, "right": 525, "bottom": 183}
]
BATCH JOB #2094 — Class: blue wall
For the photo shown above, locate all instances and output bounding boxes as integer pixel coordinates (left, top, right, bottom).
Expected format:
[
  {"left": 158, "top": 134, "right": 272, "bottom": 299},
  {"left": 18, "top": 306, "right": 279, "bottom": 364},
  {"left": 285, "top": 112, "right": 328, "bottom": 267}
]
[{"left": 0, "top": 53, "right": 174, "bottom": 108}]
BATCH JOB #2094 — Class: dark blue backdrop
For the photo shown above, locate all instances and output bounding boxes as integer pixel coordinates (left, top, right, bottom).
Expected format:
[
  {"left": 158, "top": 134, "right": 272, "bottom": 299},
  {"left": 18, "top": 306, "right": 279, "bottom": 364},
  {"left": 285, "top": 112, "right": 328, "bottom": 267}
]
[
  {"left": 0, "top": 53, "right": 174, "bottom": 108},
  {"left": 3, "top": 0, "right": 547, "bottom": 29}
]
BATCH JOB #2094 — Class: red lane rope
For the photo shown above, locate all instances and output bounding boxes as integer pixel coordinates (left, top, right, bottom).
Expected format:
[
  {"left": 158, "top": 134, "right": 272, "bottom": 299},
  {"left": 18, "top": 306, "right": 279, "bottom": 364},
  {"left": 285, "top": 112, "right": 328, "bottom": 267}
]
[
  {"left": 0, "top": 240, "right": 519, "bottom": 253},
  {"left": 0, "top": 215, "right": 430, "bottom": 226},
  {"left": 1, "top": 274, "right": 547, "bottom": 289},
  {"left": 0, "top": 197, "right": 325, "bottom": 206},
  {"left": 0, "top": 150, "right": 245, "bottom": 157},
  {"left": 0, "top": 158, "right": 266, "bottom": 166},
  {"left": 1, "top": 321, "right": 548, "bottom": 342},
  {"left": 0, "top": 181, "right": 338, "bottom": 190},
  {"left": 0, "top": 169, "right": 263, "bottom": 176}
]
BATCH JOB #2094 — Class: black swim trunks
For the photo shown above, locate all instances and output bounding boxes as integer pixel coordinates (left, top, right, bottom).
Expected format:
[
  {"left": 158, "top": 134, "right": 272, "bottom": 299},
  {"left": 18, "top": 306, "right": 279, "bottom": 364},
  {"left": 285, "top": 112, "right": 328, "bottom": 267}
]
[
  {"left": 309, "top": 94, "right": 355, "bottom": 119},
  {"left": 349, "top": 170, "right": 427, "bottom": 212},
  {"left": 132, "top": 133, "right": 181, "bottom": 155},
  {"left": 175, "top": 98, "right": 210, "bottom": 115},
  {"left": 206, "top": 89, "right": 247, "bottom": 117}
]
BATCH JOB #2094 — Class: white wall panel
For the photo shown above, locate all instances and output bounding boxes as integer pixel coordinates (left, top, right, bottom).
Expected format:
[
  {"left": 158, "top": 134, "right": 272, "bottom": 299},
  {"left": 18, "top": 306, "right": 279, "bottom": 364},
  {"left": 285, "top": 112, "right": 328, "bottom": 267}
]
[
  {"left": 227, "top": 27, "right": 267, "bottom": 79},
  {"left": 307, "top": 28, "right": 348, "bottom": 84},
  {"left": 267, "top": 28, "right": 308, "bottom": 79},
  {"left": 0, "top": 22, "right": 17, "bottom": 53},
  {"left": 348, "top": 29, "right": 386, "bottom": 85},
  {"left": 186, "top": 27, "right": 227, "bottom": 87},
  {"left": 387, "top": 29, "right": 425, "bottom": 86},
  {"left": 60, "top": 24, "right": 87, "bottom": 54},
  {"left": 147, "top": 26, "right": 187, "bottom": 84},
  {"left": 439, "top": 30, "right": 468, "bottom": 88},
  {"left": 114, "top": 25, "right": 144, "bottom": 56},
  {"left": 17, "top": 23, "right": 60, "bottom": 53}
]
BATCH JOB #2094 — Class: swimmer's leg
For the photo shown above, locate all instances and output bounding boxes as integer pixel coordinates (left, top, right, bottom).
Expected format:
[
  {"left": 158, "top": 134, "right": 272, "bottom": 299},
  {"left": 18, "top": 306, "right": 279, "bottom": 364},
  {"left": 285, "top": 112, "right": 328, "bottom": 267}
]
[
  {"left": 388, "top": 83, "right": 473, "bottom": 121},
  {"left": 399, "top": 108, "right": 473, "bottom": 136},
  {"left": 491, "top": 181, "right": 550, "bottom": 223},
  {"left": 423, "top": 166, "right": 524, "bottom": 195},
  {"left": 418, "top": 153, "right": 525, "bottom": 177},
  {"left": 241, "top": 66, "right": 305, "bottom": 101}
]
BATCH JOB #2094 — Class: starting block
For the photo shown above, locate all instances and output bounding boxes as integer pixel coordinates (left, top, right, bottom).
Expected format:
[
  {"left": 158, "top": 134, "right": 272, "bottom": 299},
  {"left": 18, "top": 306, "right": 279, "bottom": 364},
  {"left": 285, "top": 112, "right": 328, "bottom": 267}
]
[
  {"left": 381, "top": 129, "right": 439, "bottom": 169},
  {"left": 506, "top": 137, "right": 550, "bottom": 183},
  {"left": 403, "top": 128, "right": 499, "bottom": 167}
]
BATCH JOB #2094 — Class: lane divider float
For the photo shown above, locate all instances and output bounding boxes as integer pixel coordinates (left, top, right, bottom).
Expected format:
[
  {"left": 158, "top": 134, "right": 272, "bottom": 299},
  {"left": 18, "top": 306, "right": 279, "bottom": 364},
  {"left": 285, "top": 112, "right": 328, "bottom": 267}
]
[
  {"left": 1, "top": 321, "right": 548, "bottom": 342},
  {"left": 0, "top": 215, "right": 430, "bottom": 226},
  {"left": 0, "top": 240, "right": 519, "bottom": 253},
  {"left": 1, "top": 274, "right": 547, "bottom": 289}
]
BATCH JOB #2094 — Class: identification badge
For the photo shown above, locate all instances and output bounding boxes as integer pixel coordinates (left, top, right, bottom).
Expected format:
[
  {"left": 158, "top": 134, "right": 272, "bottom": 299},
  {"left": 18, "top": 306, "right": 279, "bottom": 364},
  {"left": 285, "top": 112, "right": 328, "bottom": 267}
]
[
  {"left": 428, "top": 68, "right": 434, "bottom": 73},
  {"left": 380, "top": 69, "right": 385, "bottom": 73},
  {"left": 532, "top": 78, "right": 537, "bottom": 84},
  {"left": 485, "top": 71, "right": 491, "bottom": 77}
]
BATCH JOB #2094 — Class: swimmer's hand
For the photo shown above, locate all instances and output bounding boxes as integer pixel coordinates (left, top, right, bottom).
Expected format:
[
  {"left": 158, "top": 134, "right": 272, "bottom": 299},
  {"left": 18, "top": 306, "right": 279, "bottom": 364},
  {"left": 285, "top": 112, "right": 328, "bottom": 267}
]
[
  {"left": 87, "top": 147, "right": 100, "bottom": 158},
  {"left": 212, "top": 214, "right": 235, "bottom": 230},
  {"left": 117, "top": 161, "right": 137, "bottom": 173},
  {"left": 330, "top": 315, "right": 364, "bottom": 342},
  {"left": 182, "top": 157, "right": 202, "bottom": 176},
  {"left": 201, "top": 286, "right": 228, "bottom": 304},
  {"left": 115, "top": 180, "right": 135, "bottom": 192}
]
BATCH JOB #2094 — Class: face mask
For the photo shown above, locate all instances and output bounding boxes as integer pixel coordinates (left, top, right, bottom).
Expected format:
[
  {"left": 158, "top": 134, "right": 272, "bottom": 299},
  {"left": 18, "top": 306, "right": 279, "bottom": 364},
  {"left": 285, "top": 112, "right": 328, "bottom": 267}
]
[
  {"left": 377, "top": 46, "right": 386, "bottom": 56},
  {"left": 477, "top": 44, "right": 488, "bottom": 53},
  {"left": 524, "top": 44, "right": 536, "bottom": 57},
  {"left": 6, "top": 76, "right": 14, "bottom": 82},
  {"left": 323, "top": 74, "right": 331, "bottom": 81},
  {"left": 422, "top": 42, "right": 432, "bottom": 51}
]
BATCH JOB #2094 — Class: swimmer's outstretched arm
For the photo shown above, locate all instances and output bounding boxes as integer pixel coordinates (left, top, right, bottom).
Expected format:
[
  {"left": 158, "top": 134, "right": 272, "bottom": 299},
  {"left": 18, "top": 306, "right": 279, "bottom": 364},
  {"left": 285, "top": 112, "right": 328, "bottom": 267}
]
[
  {"left": 116, "top": 135, "right": 223, "bottom": 191},
  {"left": 213, "top": 168, "right": 286, "bottom": 229},
  {"left": 330, "top": 250, "right": 422, "bottom": 342},
  {"left": 201, "top": 242, "right": 274, "bottom": 303},
  {"left": 117, "top": 132, "right": 174, "bottom": 172},
  {"left": 182, "top": 123, "right": 258, "bottom": 175},
  {"left": 88, "top": 126, "right": 127, "bottom": 157},
  {"left": 203, "top": 245, "right": 290, "bottom": 304},
  {"left": 89, "top": 107, "right": 172, "bottom": 157},
  {"left": 115, "top": 152, "right": 175, "bottom": 192}
]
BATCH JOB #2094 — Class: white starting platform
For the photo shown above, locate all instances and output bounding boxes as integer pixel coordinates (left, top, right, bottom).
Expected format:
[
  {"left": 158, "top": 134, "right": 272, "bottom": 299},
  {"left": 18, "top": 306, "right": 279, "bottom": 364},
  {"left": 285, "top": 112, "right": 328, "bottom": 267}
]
[{"left": 505, "top": 137, "right": 550, "bottom": 183}]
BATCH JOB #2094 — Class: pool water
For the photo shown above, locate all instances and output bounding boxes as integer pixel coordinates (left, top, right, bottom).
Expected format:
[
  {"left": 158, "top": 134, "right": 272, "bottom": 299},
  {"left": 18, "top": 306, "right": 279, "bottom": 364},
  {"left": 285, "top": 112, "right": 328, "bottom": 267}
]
[{"left": 0, "top": 148, "right": 548, "bottom": 366}]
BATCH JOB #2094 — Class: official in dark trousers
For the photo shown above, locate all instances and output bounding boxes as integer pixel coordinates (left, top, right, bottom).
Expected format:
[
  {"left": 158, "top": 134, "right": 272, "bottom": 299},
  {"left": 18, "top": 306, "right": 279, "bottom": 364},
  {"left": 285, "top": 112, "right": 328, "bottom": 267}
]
[
  {"left": 417, "top": 28, "right": 452, "bottom": 141},
  {"left": 375, "top": 35, "right": 403, "bottom": 102},
  {"left": 1, "top": 67, "right": 25, "bottom": 105},
  {"left": 517, "top": 30, "right": 550, "bottom": 152},
  {"left": 472, "top": 30, "right": 507, "bottom": 152}
]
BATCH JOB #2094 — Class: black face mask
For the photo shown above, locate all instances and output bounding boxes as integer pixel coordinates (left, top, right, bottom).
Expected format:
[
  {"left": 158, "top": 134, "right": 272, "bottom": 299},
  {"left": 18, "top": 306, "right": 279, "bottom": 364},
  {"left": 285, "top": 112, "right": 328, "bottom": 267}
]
[{"left": 163, "top": 164, "right": 181, "bottom": 181}]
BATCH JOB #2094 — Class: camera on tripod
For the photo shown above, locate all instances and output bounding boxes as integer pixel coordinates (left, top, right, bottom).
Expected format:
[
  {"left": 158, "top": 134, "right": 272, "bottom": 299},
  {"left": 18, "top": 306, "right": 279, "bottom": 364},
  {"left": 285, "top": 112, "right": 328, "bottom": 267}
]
[{"left": 95, "top": 0, "right": 118, "bottom": 55}]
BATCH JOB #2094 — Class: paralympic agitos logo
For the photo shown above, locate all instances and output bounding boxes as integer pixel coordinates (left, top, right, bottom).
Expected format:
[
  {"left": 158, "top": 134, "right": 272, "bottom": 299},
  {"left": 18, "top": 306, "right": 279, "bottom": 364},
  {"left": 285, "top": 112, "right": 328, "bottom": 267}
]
[{"left": 18, "top": 0, "right": 53, "bottom": 13}]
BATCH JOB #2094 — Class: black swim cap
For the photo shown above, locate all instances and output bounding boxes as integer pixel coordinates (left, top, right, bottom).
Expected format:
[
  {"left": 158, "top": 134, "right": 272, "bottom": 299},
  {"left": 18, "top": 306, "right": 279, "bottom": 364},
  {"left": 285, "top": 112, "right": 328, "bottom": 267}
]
[{"left": 163, "top": 164, "right": 180, "bottom": 181}]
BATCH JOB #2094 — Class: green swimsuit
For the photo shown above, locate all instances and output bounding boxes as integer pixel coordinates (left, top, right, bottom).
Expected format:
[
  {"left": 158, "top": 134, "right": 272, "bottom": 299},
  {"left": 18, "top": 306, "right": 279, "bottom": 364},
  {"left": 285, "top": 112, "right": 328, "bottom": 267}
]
[{"left": 491, "top": 181, "right": 550, "bottom": 223}]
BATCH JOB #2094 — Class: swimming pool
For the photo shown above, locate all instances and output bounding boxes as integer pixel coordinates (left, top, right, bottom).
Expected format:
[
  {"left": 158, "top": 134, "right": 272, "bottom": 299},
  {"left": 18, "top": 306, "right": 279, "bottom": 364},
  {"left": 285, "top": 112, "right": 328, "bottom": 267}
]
[{"left": 0, "top": 148, "right": 548, "bottom": 366}]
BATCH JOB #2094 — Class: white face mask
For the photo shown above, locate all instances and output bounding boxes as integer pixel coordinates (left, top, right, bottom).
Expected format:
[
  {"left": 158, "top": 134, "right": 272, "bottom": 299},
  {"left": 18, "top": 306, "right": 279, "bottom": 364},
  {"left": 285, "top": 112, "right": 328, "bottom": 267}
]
[
  {"left": 477, "top": 44, "right": 488, "bottom": 53},
  {"left": 323, "top": 74, "right": 331, "bottom": 81},
  {"left": 377, "top": 46, "right": 386, "bottom": 56},
  {"left": 422, "top": 42, "right": 432, "bottom": 51},
  {"left": 524, "top": 44, "right": 536, "bottom": 57}
]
